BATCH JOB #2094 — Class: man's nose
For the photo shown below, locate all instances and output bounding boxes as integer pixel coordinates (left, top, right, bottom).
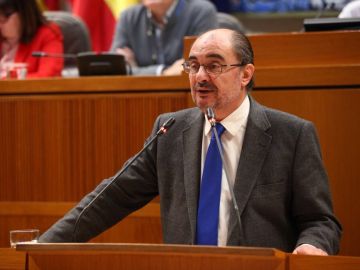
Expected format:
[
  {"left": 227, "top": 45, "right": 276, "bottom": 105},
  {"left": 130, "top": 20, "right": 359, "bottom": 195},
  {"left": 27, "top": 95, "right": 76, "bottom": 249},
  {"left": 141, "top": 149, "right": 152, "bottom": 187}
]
[{"left": 195, "top": 66, "right": 210, "bottom": 81}]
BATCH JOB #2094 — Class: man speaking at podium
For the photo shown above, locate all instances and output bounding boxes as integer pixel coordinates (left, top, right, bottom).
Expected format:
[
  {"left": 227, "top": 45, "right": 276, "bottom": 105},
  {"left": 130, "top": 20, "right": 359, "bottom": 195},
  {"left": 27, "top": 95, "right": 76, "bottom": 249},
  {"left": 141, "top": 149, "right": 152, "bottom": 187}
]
[{"left": 40, "top": 29, "right": 342, "bottom": 255}]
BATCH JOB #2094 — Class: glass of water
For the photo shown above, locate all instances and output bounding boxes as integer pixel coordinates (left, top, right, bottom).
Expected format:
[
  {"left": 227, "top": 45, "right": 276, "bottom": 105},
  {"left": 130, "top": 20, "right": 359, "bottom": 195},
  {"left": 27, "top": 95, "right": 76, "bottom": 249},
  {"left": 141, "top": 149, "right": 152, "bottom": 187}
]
[{"left": 9, "top": 229, "right": 39, "bottom": 248}]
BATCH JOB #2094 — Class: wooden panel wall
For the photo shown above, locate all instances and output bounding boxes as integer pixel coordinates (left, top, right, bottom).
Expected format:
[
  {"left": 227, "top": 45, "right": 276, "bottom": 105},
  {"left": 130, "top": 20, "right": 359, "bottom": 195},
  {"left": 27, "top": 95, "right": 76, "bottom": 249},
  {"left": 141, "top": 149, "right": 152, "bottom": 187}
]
[
  {"left": 0, "top": 91, "right": 189, "bottom": 201},
  {"left": 0, "top": 76, "right": 190, "bottom": 249},
  {"left": 184, "top": 30, "right": 360, "bottom": 88},
  {"left": 1, "top": 31, "right": 360, "bottom": 257},
  {"left": 0, "top": 202, "right": 162, "bottom": 248}
]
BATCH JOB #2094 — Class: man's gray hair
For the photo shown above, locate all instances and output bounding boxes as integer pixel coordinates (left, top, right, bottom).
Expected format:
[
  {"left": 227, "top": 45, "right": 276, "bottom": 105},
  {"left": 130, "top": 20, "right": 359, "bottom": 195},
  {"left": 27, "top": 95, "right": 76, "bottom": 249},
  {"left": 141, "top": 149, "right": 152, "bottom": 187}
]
[{"left": 231, "top": 31, "right": 255, "bottom": 91}]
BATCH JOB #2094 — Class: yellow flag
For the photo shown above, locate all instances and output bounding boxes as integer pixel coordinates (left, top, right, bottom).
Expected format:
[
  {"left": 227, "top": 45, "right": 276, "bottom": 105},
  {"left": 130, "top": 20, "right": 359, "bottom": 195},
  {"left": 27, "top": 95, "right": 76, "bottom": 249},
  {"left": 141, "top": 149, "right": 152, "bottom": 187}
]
[
  {"left": 105, "top": 0, "right": 138, "bottom": 19},
  {"left": 36, "top": 0, "right": 46, "bottom": 11}
]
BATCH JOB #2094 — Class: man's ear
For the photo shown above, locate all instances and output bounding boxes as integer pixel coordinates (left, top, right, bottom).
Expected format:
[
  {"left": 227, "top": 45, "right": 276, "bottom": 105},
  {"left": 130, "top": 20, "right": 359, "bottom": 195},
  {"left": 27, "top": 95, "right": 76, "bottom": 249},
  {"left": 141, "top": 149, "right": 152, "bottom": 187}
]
[{"left": 241, "top": 64, "right": 255, "bottom": 88}]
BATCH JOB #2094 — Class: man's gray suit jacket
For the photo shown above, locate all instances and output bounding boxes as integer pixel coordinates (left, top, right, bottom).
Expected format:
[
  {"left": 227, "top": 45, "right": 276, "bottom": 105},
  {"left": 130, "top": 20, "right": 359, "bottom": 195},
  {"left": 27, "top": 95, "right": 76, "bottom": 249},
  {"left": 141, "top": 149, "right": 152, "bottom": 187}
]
[{"left": 40, "top": 96, "right": 342, "bottom": 254}]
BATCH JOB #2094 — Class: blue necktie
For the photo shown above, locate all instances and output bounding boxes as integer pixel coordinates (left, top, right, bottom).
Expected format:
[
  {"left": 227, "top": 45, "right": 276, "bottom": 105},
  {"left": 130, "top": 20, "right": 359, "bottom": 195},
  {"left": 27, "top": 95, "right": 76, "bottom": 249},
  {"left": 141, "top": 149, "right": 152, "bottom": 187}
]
[{"left": 196, "top": 123, "right": 225, "bottom": 245}]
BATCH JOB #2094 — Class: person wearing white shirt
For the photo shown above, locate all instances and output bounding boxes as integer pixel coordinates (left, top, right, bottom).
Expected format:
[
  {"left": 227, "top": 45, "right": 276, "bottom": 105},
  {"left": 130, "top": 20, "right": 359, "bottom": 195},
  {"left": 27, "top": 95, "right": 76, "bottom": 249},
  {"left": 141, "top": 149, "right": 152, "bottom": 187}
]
[
  {"left": 338, "top": 0, "right": 360, "bottom": 18},
  {"left": 40, "top": 29, "right": 342, "bottom": 256}
]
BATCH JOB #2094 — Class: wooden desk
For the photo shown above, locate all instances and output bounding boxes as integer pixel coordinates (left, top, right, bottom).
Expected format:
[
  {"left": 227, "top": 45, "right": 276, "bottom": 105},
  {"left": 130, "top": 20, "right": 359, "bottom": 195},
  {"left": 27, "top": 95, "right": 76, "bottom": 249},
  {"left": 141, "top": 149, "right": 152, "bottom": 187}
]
[
  {"left": 288, "top": 253, "right": 360, "bottom": 270},
  {"left": 0, "top": 248, "right": 25, "bottom": 270},
  {"left": 17, "top": 243, "right": 286, "bottom": 270},
  {"left": 5, "top": 243, "right": 360, "bottom": 270},
  {"left": 1, "top": 31, "right": 360, "bottom": 256}
]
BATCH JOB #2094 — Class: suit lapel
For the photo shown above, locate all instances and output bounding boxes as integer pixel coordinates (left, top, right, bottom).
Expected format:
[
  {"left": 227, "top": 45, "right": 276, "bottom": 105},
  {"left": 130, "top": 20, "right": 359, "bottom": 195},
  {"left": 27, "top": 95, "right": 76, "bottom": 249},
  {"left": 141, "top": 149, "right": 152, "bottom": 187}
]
[
  {"left": 182, "top": 109, "right": 204, "bottom": 244},
  {"left": 227, "top": 96, "right": 273, "bottom": 245}
]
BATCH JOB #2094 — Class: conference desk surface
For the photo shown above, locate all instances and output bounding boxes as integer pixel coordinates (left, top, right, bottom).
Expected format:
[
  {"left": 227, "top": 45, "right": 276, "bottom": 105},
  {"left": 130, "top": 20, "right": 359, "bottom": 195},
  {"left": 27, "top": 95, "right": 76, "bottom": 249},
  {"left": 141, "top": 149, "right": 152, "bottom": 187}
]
[{"left": 0, "top": 75, "right": 189, "bottom": 94}]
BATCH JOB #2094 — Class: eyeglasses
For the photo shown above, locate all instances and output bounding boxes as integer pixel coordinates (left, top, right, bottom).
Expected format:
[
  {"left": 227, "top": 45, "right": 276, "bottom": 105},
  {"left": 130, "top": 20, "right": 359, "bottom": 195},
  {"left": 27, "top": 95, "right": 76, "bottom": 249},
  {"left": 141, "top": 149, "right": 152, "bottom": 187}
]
[{"left": 182, "top": 61, "right": 245, "bottom": 76}]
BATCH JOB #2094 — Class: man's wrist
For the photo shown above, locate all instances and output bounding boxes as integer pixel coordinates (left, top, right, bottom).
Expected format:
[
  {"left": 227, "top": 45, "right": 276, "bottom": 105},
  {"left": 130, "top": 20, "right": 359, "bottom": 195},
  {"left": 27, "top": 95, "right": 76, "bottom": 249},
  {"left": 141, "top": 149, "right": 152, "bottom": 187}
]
[{"left": 156, "top": 64, "right": 165, "bottom": 76}]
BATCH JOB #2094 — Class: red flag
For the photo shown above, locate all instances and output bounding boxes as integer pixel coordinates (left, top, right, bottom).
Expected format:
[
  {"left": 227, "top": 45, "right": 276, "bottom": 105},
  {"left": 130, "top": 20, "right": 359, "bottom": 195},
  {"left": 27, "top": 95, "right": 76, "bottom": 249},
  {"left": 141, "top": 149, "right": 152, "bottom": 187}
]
[
  {"left": 44, "top": 0, "right": 61, "bottom": 10},
  {"left": 37, "top": 0, "right": 72, "bottom": 10},
  {"left": 71, "top": 0, "right": 116, "bottom": 52}
]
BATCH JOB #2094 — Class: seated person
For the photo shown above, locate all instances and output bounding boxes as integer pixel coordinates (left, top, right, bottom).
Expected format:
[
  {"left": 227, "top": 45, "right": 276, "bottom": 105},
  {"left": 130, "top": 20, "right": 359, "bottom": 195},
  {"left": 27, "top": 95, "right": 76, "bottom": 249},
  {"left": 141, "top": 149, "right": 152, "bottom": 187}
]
[
  {"left": 110, "top": 0, "right": 218, "bottom": 76},
  {"left": 0, "top": 0, "right": 63, "bottom": 79},
  {"left": 338, "top": 0, "right": 360, "bottom": 18}
]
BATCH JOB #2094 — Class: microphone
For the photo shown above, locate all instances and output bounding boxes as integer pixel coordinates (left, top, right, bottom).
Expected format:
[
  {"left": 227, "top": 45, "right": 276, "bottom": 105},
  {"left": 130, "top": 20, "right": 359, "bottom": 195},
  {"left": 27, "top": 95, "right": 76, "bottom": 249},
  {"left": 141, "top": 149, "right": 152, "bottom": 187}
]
[
  {"left": 206, "top": 107, "right": 216, "bottom": 127},
  {"left": 32, "top": 51, "right": 77, "bottom": 59},
  {"left": 72, "top": 116, "right": 175, "bottom": 241},
  {"left": 206, "top": 107, "right": 244, "bottom": 244}
]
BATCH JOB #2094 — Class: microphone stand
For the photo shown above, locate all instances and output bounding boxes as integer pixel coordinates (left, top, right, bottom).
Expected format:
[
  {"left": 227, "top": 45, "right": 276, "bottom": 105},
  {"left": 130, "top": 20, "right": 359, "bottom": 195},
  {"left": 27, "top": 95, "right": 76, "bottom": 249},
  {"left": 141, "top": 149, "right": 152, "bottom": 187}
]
[
  {"left": 32, "top": 51, "right": 77, "bottom": 59},
  {"left": 72, "top": 117, "right": 175, "bottom": 241},
  {"left": 206, "top": 108, "right": 245, "bottom": 244}
]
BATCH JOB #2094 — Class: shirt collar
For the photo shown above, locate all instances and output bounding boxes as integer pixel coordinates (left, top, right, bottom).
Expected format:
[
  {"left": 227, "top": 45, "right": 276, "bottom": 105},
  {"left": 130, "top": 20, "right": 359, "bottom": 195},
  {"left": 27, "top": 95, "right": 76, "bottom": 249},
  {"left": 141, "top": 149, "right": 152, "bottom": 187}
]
[
  {"left": 204, "top": 95, "right": 250, "bottom": 137},
  {"left": 146, "top": 0, "right": 179, "bottom": 26}
]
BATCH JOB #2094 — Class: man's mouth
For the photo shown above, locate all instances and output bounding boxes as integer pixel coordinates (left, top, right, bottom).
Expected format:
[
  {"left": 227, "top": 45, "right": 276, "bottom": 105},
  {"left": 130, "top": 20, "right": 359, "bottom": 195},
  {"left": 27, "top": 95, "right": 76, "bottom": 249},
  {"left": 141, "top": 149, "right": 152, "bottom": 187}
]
[
  {"left": 198, "top": 89, "right": 212, "bottom": 93},
  {"left": 195, "top": 82, "right": 216, "bottom": 94},
  {"left": 196, "top": 87, "right": 215, "bottom": 94}
]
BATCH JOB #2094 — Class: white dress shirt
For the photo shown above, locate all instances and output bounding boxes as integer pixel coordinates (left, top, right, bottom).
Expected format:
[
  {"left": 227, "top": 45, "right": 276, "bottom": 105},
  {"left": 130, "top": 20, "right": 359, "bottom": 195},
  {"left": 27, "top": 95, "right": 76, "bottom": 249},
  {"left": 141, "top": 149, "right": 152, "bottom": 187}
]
[{"left": 201, "top": 95, "right": 250, "bottom": 246}]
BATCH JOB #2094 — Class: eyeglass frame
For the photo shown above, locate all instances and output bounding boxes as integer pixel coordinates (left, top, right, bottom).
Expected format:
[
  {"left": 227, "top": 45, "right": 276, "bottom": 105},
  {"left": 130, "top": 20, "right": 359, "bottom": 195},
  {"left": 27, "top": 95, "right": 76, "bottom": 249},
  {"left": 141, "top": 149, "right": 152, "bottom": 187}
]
[{"left": 182, "top": 60, "right": 246, "bottom": 76}]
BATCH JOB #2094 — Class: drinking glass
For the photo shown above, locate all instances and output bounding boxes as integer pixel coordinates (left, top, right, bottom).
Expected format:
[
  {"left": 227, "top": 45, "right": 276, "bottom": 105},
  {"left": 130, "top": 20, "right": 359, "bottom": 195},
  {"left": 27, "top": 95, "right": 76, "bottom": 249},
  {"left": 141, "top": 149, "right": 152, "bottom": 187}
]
[{"left": 9, "top": 229, "right": 39, "bottom": 248}]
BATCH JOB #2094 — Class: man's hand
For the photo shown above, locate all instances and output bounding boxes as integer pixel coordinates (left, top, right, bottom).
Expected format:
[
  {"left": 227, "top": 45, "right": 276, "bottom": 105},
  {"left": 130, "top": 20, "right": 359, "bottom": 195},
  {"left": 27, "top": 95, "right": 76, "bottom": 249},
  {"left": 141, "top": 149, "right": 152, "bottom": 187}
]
[
  {"left": 162, "top": 59, "right": 184, "bottom": 76},
  {"left": 293, "top": 244, "right": 328, "bottom": 256},
  {"left": 115, "top": 47, "right": 137, "bottom": 67}
]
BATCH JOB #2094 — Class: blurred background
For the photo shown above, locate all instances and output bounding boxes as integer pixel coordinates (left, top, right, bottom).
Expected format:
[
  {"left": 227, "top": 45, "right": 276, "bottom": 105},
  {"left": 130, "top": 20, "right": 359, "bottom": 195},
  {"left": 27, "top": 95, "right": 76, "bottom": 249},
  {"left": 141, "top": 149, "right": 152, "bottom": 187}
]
[{"left": 36, "top": 0, "right": 351, "bottom": 53}]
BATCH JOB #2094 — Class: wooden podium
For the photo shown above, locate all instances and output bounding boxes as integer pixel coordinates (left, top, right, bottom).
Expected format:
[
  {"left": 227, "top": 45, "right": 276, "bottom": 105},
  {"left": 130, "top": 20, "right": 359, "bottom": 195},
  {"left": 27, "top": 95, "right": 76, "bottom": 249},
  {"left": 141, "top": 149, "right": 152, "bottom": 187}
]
[
  {"left": 288, "top": 253, "right": 360, "bottom": 270},
  {"left": 0, "top": 248, "right": 26, "bottom": 270},
  {"left": 12, "top": 243, "right": 360, "bottom": 270},
  {"left": 16, "top": 243, "right": 285, "bottom": 270}
]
